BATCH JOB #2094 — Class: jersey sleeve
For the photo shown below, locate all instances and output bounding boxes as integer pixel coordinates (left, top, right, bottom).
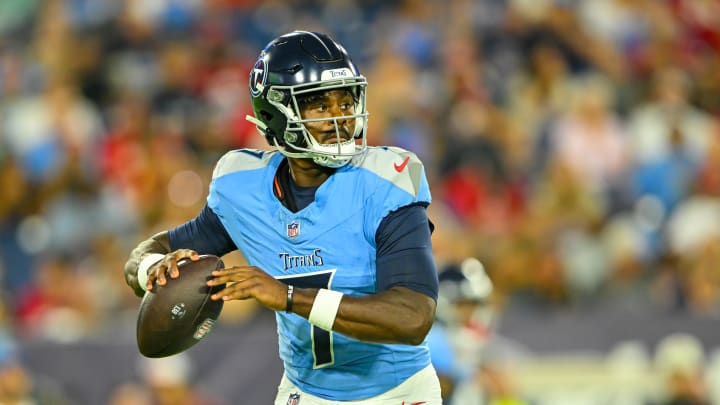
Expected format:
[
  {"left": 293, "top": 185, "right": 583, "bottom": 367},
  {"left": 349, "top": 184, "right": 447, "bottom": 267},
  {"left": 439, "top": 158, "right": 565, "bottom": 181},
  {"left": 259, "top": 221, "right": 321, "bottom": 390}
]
[
  {"left": 361, "top": 147, "right": 432, "bottom": 238},
  {"left": 375, "top": 204, "right": 438, "bottom": 300},
  {"left": 167, "top": 204, "right": 236, "bottom": 256}
]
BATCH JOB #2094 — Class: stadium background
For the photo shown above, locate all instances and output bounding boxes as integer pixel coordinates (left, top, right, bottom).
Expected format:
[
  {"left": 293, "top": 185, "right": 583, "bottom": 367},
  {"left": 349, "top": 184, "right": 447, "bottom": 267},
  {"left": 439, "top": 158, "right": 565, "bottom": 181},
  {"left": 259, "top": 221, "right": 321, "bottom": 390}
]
[{"left": 0, "top": 0, "right": 719, "bottom": 403}]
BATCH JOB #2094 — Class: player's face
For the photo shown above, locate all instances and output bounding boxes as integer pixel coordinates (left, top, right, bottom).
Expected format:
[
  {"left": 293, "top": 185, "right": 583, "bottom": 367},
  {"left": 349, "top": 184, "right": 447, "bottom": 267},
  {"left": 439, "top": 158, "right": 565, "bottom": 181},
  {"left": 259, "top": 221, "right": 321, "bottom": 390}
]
[{"left": 298, "top": 89, "right": 356, "bottom": 145}]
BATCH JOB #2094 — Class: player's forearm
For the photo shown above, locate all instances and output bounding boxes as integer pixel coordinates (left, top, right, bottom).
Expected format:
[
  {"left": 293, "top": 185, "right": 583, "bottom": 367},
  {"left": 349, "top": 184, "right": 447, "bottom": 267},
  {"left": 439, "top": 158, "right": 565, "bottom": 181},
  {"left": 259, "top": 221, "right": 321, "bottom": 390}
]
[
  {"left": 292, "top": 287, "right": 435, "bottom": 345},
  {"left": 124, "top": 231, "right": 172, "bottom": 297}
]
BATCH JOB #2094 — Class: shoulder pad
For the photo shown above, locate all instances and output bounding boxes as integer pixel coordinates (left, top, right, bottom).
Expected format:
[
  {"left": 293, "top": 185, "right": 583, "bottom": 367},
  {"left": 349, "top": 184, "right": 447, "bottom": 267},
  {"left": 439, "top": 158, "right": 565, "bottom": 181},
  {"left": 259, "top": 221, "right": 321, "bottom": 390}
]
[
  {"left": 353, "top": 146, "right": 425, "bottom": 197},
  {"left": 212, "top": 149, "right": 275, "bottom": 179}
]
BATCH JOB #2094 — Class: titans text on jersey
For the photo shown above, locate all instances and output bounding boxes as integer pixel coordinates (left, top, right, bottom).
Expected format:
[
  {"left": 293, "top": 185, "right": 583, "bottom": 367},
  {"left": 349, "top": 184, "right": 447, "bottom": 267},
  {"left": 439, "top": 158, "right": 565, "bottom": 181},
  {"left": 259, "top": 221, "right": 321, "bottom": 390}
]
[{"left": 279, "top": 248, "right": 324, "bottom": 271}]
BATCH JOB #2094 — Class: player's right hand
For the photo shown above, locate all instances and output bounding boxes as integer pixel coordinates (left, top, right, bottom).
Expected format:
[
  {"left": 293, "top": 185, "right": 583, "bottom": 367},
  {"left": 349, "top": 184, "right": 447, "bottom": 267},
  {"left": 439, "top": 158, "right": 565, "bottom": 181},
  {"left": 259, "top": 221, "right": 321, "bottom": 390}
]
[{"left": 146, "top": 249, "right": 199, "bottom": 291}]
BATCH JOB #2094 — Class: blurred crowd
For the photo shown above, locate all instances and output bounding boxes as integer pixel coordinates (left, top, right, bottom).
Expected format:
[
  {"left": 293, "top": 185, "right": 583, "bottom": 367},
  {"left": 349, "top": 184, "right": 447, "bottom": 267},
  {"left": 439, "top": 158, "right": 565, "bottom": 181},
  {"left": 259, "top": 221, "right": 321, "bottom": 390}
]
[{"left": 0, "top": 0, "right": 719, "bottom": 403}]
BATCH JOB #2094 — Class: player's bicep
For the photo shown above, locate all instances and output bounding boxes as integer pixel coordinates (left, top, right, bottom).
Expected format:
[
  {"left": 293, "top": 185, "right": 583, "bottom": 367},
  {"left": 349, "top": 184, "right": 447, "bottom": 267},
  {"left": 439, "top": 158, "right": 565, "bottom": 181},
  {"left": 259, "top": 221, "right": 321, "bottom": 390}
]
[
  {"left": 168, "top": 204, "right": 236, "bottom": 256},
  {"left": 375, "top": 205, "right": 438, "bottom": 300}
]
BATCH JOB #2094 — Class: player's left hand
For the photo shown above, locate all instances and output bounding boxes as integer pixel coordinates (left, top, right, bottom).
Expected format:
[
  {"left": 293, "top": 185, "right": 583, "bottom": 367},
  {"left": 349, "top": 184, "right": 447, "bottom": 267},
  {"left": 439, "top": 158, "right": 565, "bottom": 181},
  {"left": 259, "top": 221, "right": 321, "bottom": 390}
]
[{"left": 207, "top": 266, "right": 286, "bottom": 311}]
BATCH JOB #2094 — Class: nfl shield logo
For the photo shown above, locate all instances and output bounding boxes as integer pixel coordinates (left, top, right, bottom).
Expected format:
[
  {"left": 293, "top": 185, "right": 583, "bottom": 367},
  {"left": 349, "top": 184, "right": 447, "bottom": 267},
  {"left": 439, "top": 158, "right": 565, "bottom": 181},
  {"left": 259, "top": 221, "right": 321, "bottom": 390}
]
[
  {"left": 286, "top": 393, "right": 301, "bottom": 405},
  {"left": 287, "top": 222, "right": 300, "bottom": 238}
]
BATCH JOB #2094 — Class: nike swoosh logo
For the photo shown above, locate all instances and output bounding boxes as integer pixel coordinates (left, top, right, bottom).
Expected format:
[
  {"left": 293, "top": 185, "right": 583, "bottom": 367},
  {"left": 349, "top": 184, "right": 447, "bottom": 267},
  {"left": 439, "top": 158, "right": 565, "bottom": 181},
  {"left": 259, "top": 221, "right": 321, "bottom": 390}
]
[
  {"left": 401, "top": 402, "right": 427, "bottom": 405},
  {"left": 394, "top": 156, "right": 410, "bottom": 172}
]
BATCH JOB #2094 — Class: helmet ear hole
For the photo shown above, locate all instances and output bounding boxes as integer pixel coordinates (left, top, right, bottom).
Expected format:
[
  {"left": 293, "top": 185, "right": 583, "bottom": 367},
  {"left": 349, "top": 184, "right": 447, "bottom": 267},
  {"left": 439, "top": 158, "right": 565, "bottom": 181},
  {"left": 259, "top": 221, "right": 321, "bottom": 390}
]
[
  {"left": 257, "top": 110, "right": 279, "bottom": 145},
  {"left": 260, "top": 110, "right": 274, "bottom": 122}
]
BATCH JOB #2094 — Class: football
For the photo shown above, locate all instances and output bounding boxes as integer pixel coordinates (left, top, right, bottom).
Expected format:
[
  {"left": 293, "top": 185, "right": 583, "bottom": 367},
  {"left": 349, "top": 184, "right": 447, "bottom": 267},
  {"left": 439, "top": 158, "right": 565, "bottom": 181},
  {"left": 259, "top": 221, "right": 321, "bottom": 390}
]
[{"left": 136, "top": 254, "right": 226, "bottom": 358}]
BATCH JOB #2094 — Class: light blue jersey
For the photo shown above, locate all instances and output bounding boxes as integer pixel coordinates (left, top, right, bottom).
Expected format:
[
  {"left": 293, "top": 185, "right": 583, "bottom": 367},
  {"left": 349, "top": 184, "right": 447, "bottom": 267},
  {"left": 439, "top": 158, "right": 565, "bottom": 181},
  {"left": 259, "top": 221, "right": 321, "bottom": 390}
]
[{"left": 207, "top": 146, "right": 433, "bottom": 400}]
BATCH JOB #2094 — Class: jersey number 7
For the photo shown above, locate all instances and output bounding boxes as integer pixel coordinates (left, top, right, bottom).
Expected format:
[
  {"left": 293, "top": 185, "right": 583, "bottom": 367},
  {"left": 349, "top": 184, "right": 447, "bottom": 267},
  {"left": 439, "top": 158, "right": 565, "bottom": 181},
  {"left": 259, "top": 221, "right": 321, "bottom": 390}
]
[{"left": 278, "top": 270, "right": 336, "bottom": 368}]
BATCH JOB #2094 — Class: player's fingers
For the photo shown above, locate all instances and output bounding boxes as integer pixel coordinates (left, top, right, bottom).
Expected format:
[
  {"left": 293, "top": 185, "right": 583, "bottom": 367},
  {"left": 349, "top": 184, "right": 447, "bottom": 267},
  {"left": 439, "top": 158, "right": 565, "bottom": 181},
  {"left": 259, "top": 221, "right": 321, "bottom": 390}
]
[
  {"left": 146, "top": 272, "right": 156, "bottom": 291},
  {"left": 208, "top": 268, "right": 247, "bottom": 282},
  {"left": 210, "top": 266, "right": 258, "bottom": 277},
  {"left": 209, "top": 269, "right": 239, "bottom": 279},
  {"left": 146, "top": 261, "right": 166, "bottom": 290},
  {"left": 169, "top": 259, "right": 181, "bottom": 279},
  {"left": 210, "top": 282, "right": 251, "bottom": 301},
  {"left": 206, "top": 271, "right": 252, "bottom": 286},
  {"left": 156, "top": 264, "right": 169, "bottom": 286},
  {"left": 173, "top": 249, "right": 198, "bottom": 260},
  {"left": 169, "top": 250, "right": 199, "bottom": 278}
]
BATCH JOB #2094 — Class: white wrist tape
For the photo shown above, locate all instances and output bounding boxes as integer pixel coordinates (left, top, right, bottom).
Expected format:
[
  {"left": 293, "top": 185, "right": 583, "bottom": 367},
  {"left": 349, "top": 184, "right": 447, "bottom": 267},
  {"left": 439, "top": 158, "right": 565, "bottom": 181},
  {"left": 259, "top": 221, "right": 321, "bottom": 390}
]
[
  {"left": 308, "top": 289, "right": 343, "bottom": 331},
  {"left": 137, "top": 253, "right": 165, "bottom": 292}
]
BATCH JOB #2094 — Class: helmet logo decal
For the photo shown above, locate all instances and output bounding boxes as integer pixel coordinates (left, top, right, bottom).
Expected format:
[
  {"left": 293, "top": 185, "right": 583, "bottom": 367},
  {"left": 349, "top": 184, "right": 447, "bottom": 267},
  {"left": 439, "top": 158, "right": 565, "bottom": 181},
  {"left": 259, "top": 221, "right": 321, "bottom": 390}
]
[
  {"left": 250, "top": 58, "right": 268, "bottom": 97},
  {"left": 320, "top": 68, "right": 353, "bottom": 81}
]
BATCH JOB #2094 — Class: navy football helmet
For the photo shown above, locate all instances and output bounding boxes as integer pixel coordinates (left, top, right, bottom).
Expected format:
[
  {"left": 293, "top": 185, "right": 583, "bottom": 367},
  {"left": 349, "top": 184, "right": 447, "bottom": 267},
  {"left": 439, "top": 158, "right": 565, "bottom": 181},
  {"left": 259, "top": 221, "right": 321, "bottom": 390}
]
[
  {"left": 439, "top": 257, "right": 493, "bottom": 304},
  {"left": 436, "top": 257, "right": 494, "bottom": 327},
  {"left": 246, "top": 31, "right": 368, "bottom": 168}
]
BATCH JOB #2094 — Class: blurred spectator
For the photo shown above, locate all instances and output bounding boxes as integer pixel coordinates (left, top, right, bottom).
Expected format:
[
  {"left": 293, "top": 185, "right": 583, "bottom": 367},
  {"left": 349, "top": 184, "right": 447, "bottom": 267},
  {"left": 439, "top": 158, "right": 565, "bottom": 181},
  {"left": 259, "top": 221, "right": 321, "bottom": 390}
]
[
  {"left": 595, "top": 214, "right": 655, "bottom": 313},
  {"left": 705, "top": 349, "right": 720, "bottom": 405},
  {"left": 452, "top": 356, "right": 532, "bottom": 405},
  {"left": 651, "top": 333, "right": 710, "bottom": 405},
  {"left": 14, "top": 255, "right": 99, "bottom": 341},
  {"left": 604, "top": 341, "right": 653, "bottom": 405},
  {"left": 0, "top": 345, "right": 37, "bottom": 405},
  {"left": 548, "top": 74, "right": 630, "bottom": 199},
  {"left": 108, "top": 383, "right": 153, "bottom": 405},
  {"left": 508, "top": 40, "right": 573, "bottom": 147},
  {"left": 0, "top": 155, "right": 35, "bottom": 297},
  {"left": 666, "top": 197, "right": 720, "bottom": 261},
  {"left": 577, "top": 0, "right": 676, "bottom": 80},
  {"left": 135, "top": 353, "right": 224, "bottom": 405},
  {"left": 677, "top": 237, "right": 720, "bottom": 316},
  {"left": 0, "top": 329, "right": 71, "bottom": 404},
  {"left": 628, "top": 67, "right": 713, "bottom": 168},
  {"left": 694, "top": 121, "right": 720, "bottom": 196}
]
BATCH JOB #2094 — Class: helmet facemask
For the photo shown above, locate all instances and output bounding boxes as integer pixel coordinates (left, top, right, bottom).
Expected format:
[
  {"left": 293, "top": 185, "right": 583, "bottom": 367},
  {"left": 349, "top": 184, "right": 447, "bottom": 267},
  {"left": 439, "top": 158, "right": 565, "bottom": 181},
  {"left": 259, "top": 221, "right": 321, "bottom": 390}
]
[{"left": 249, "top": 76, "right": 369, "bottom": 168}]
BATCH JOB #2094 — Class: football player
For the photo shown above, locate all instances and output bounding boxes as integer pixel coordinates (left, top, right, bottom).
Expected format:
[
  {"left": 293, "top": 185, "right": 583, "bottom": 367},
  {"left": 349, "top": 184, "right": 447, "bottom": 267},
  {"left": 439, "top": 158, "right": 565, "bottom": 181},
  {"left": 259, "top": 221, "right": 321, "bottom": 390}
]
[{"left": 124, "top": 31, "right": 442, "bottom": 404}]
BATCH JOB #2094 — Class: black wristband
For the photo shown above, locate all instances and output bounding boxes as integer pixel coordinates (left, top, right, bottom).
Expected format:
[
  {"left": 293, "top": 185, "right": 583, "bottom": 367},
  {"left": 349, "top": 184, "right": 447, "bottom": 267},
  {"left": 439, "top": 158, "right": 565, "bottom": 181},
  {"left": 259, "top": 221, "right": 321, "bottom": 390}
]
[{"left": 286, "top": 285, "right": 294, "bottom": 313}]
